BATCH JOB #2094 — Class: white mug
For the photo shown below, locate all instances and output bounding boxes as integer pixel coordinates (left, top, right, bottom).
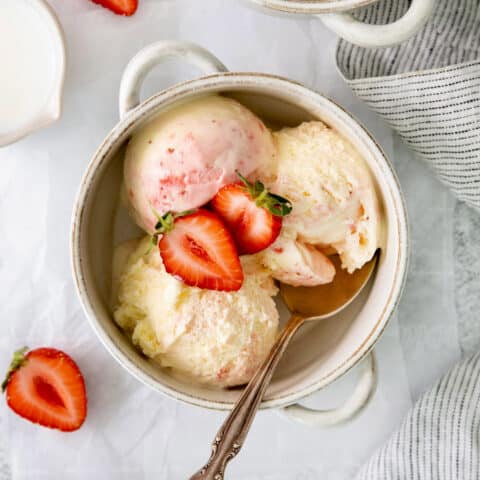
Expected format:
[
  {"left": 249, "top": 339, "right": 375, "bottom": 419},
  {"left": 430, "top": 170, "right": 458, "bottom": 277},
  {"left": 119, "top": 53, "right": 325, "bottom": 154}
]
[
  {"left": 246, "top": 0, "right": 435, "bottom": 48},
  {"left": 71, "top": 41, "right": 409, "bottom": 426}
]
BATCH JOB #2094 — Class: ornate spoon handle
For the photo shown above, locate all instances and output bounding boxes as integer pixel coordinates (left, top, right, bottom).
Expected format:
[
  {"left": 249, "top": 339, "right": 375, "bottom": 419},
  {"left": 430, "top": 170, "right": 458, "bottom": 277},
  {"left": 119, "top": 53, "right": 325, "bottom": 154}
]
[{"left": 190, "top": 314, "right": 305, "bottom": 480}]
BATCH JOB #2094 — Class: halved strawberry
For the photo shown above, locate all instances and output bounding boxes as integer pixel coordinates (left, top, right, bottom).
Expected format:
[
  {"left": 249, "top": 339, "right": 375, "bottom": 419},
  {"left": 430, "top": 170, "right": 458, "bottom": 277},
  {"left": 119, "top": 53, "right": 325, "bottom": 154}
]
[
  {"left": 153, "top": 209, "right": 243, "bottom": 291},
  {"left": 2, "top": 347, "right": 87, "bottom": 432},
  {"left": 91, "top": 0, "right": 138, "bottom": 16},
  {"left": 211, "top": 172, "right": 293, "bottom": 255}
]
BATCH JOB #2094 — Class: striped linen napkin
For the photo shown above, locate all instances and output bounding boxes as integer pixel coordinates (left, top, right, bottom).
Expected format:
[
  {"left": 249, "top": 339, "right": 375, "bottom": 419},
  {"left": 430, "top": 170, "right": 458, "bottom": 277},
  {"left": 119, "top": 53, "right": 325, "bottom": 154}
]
[
  {"left": 336, "top": 1, "right": 480, "bottom": 478},
  {"left": 336, "top": 0, "right": 480, "bottom": 211},
  {"left": 356, "top": 353, "right": 480, "bottom": 479}
]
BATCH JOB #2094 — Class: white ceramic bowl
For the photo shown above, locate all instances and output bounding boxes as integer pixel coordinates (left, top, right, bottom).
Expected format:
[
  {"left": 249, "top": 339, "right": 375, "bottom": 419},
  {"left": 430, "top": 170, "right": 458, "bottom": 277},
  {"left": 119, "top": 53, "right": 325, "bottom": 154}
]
[
  {"left": 71, "top": 41, "right": 408, "bottom": 425},
  {"left": 246, "top": 0, "right": 435, "bottom": 48}
]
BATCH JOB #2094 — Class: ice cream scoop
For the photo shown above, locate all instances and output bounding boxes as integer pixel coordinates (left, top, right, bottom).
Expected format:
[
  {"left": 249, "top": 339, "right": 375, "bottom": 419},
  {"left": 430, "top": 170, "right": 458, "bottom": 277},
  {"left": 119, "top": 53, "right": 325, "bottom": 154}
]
[
  {"left": 113, "top": 237, "right": 279, "bottom": 387},
  {"left": 257, "top": 121, "right": 381, "bottom": 285},
  {"left": 124, "top": 95, "right": 275, "bottom": 233}
]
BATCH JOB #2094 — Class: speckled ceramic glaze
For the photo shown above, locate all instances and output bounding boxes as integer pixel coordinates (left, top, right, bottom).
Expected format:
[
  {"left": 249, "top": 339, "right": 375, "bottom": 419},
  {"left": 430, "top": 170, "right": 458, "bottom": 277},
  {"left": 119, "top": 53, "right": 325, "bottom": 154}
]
[
  {"left": 71, "top": 41, "right": 408, "bottom": 425},
  {"left": 246, "top": 0, "right": 435, "bottom": 48}
]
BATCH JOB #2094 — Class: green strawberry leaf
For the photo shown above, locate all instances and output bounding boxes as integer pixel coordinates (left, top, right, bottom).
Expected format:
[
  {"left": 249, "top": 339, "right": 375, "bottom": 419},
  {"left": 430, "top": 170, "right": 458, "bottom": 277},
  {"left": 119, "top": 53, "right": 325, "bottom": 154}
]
[
  {"left": 2, "top": 347, "right": 28, "bottom": 393},
  {"left": 235, "top": 170, "right": 292, "bottom": 217}
]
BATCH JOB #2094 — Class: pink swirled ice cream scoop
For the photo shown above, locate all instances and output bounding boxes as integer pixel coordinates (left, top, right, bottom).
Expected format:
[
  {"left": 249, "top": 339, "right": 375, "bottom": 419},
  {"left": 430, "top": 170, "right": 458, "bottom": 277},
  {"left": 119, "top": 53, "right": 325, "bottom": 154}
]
[{"left": 124, "top": 95, "right": 275, "bottom": 233}]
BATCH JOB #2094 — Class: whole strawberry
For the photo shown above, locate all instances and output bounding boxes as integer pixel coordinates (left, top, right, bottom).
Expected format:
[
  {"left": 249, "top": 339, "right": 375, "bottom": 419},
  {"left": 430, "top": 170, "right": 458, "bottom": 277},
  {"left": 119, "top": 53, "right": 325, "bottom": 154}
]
[{"left": 2, "top": 347, "right": 87, "bottom": 432}]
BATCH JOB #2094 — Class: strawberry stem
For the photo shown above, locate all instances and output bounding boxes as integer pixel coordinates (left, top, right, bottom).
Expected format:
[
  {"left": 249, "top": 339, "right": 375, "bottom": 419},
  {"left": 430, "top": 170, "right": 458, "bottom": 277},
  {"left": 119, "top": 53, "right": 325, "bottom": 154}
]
[
  {"left": 255, "top": 189, "right": 268, "bottom": 205},
  {"left": 236, "top": 170, "right": 251, "bottom": 189},
  {"left": 155, "top": 213, "right": 174, "bottom": 232},
  {"left": 235, "top": 170, "right": 293, "bottom": 217},
  {"left": 151, "top": 210, "right": 197, "bottom": 247},
  {"left": 2, "top": 347, "right": 28, "bottom": 392},
  {"left": 175, "top": 209, "right": 196, "bottom": 218}
]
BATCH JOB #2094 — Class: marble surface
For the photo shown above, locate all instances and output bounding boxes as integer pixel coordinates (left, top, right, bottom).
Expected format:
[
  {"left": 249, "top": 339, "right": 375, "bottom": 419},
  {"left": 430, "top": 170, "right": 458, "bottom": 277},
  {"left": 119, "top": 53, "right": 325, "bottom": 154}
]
[{"left": 0, "top": 1, "right": 479, "bottom": 479}]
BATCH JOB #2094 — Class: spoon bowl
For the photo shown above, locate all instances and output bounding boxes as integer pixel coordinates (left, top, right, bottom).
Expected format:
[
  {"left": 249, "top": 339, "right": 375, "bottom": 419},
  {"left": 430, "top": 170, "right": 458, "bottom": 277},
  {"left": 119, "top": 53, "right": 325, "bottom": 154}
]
[{"left": 280, "top": 253, "right": 379, "bottom": 320}]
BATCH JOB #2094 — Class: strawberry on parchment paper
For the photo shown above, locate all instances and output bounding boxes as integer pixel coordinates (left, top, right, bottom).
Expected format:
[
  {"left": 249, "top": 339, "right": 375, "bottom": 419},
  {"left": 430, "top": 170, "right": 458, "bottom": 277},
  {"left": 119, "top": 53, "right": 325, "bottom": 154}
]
[
  {"left": 91, "top": 0, "right": 138, "bottom": 16},
  {"left": 2, "top": 347, "right": 87, "bottom": 432}
]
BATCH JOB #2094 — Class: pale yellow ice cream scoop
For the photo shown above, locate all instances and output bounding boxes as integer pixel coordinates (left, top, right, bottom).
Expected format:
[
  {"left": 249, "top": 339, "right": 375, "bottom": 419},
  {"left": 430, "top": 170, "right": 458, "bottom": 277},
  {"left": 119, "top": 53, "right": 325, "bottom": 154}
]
[
  {"left": 112, "top": 238, "right": 279, "bottom": 387},
  {"left": 258, "top": 121, "right": 381, "bottom": 286}
]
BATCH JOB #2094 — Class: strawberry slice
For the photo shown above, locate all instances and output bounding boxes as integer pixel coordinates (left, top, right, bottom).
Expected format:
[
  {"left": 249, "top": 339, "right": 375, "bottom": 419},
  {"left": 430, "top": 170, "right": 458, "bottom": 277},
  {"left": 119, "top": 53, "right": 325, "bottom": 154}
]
[
  {"left": 2, "top": 347, "right": 87, "bottom": 432},
  {"left": 153, "top": 209, "right": 244, "bottom": 291},
  {"left": 211, "top": 172, "right": 293, "bottom": 255},
  {"left": 90, "top": 0, "right": 138, "bottom": 16}
]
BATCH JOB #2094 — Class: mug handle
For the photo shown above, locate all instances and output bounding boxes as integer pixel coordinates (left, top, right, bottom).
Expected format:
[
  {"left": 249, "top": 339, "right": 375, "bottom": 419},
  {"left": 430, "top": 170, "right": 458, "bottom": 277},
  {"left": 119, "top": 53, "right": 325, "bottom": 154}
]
[
  {"left": 318, "top": 0, "right": 435, "bottom": 48},
  {"left": 118, "top": 40, "right": 228, "bottom": 119},
  {"left": 280, "top": 351, "right": 377, "bottom": 426}
]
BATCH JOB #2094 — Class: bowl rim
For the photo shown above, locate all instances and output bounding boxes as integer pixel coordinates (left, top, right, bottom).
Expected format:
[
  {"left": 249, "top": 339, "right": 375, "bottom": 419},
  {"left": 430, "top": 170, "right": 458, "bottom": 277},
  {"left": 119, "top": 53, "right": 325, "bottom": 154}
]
[
  {"left": 71, "top": 72, "right": 409, "bottom": 411},
  {"left": 246, "top": 0, "right": 379, "bottom": 14}
]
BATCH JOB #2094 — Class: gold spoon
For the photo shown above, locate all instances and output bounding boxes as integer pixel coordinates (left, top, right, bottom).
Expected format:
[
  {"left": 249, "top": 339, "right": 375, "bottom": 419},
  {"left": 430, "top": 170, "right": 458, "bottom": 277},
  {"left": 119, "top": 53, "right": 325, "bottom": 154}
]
[{"left": 191, "top": 253, "right": 379, "bottom": 480}]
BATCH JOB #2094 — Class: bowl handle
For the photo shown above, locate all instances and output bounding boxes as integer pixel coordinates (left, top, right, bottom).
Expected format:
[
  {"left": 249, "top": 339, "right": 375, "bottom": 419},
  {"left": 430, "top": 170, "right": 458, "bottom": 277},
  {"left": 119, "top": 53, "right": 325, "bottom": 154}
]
[
  {"left": 280, "top": 351, "right": 377, "bottom": 427},
  {"left": 118, "top": 41, "right": 228, "bottom": 119},
  {"left": 318, "top": 0, "right": 434, "bottom": 48}
]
